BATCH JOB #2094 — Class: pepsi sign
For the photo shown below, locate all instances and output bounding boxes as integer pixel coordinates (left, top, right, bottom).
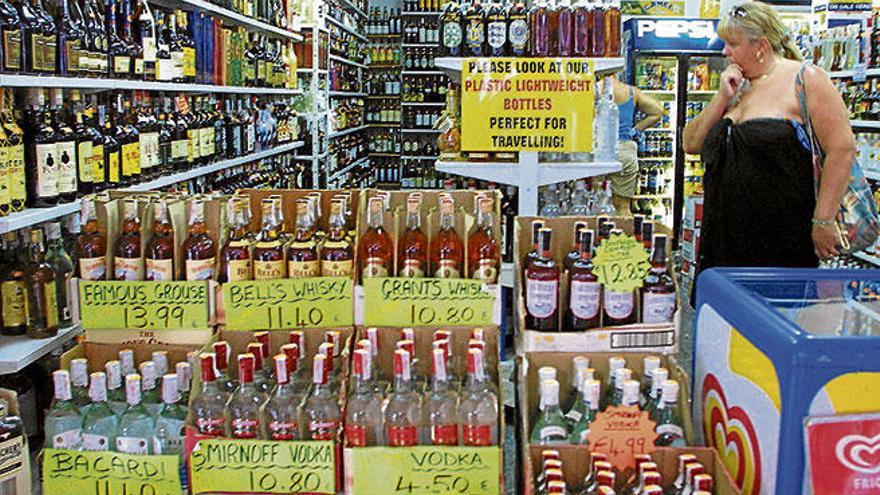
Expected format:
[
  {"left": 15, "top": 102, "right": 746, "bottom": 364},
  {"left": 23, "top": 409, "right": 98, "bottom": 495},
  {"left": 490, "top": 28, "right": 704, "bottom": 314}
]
[{"left": 624, "top": 17, "right": 724, "bottom": 52}]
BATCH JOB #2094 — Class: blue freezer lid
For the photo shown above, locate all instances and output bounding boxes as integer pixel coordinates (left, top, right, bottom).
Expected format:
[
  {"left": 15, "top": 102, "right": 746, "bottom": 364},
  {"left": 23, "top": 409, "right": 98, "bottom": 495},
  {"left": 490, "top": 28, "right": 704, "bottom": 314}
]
[{"left": 623, "top": 17, "right": 724, "bottom": 53}]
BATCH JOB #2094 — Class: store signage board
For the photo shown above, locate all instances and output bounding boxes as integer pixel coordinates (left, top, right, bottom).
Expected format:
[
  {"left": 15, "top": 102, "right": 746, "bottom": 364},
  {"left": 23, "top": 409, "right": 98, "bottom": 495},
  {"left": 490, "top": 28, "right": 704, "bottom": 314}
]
[
  {"left": 585, "top": 405, "right": 658, "bottom": 471},
  {"left": 621, "top": 0, "right": 685, "bottom": 16},
  {"left": 593, "top": 233, "right": 651, "bottom": 292},
  {"left": 42, "top": 448, "right": 182, "bottom": 495},
  {"left": 362, "top": 278, "right": 496, "bottom": 327},
  {"left": 624, "top": 17, "right": 723, "bottom": 52},
  {"left": 189, "top": 439, "right": 336, "bottom": 495},
  {"left": 345, "top": 446, "right": 501, "bottom": 495},
  {"left": 805, "top": 413, "right": 880, "bottom": 494},
  {"left": 78, "top": 280, "right": 210, "bottom": 330},
  {"left": 223, "top": 277, "right": 353, "bottom": 329},
  {"left": 460, "top": 58, "right": 595, "bottom": 153}
]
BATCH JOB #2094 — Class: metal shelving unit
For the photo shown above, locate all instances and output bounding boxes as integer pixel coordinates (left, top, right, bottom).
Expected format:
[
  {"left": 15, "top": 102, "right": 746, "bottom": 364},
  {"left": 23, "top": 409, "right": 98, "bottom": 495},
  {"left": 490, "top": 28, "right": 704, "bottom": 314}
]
[
  {"left": 326, "top": 14, "right": 368, "bottom": 42},
  {"left": 328, "top": 156, "right": 371, "bottom": 182},
  {"left": 0, "top": 325, "right": 83, "bottom": 375},
  {"left": 329, "top": 124, "right": 370, "bottom": 139},
  {"left": 0, "top": 75, "right": 304, "bottom": 94},
  {"left": 329, "top": 54, "right": 368, "bottom": 69},
  {"left": 329, "top": 91, "right": 368, "bottom": 97},
  {"left": 402, "top": 128, "right": 440, "bottom": 133},
  {"left": 156, "top": 0, "right": 303, "bottom": 40},
  {"left": 401, "top": 10, "right": 441, "bottom": 15}
]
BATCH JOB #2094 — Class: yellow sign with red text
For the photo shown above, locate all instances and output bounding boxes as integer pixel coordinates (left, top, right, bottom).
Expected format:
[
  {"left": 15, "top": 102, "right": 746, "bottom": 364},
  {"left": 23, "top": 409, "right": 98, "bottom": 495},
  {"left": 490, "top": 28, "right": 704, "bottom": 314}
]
[{"left": 461, "top": 58, "right": 595, "bottom": 152}]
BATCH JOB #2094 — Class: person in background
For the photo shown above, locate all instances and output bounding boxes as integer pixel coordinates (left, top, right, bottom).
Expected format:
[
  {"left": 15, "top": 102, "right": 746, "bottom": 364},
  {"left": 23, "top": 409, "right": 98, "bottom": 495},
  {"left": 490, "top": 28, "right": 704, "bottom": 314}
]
[
  {"left": 683, "top": 1, "right": 853, "bottom": 288},
  {"left": 609, "top": 73, "right": 666, "bottom": 216}
]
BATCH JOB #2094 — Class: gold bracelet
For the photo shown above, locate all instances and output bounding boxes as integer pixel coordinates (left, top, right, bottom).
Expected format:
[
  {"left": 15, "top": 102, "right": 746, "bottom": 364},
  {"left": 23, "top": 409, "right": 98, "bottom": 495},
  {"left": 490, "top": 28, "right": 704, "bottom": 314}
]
[{"left": 812, "top": 218, "right": 836, "bottom": 226}]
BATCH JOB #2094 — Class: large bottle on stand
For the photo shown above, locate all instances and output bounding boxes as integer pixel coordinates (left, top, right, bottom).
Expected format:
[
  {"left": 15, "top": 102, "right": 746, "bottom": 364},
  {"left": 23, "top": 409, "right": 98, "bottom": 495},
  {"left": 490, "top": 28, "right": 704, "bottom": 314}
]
[{"left": 594, "top": 77, "right": 618, "bottom": 162}]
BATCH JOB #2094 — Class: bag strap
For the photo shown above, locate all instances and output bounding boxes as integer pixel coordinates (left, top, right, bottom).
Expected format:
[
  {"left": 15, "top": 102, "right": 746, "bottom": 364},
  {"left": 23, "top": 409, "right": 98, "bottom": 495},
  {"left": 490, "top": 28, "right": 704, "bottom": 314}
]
[{"left": 794, "top": 61, "right": 824, "bottom": 191}]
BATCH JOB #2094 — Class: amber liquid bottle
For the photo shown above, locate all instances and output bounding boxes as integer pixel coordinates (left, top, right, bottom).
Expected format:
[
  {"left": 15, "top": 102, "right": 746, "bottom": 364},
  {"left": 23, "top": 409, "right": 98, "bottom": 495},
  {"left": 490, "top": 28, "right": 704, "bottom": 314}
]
[
  {"left": 641, "top": 234, "right": 675, "bottom": 324},
  {"left": 565, "top": 229, "right": 600, "bottom": 331},
  {"left": 398, "top": 195, "right": 428, "bottom": 278},
  {"left": 430, "top": 197, "right": 464, "bottom": 278},
  {"left": 0, "top": 232, "right": 27, "bottom": 335},
  {"left": 602, "top": 228, "right": 636, "bottom": 326},
  {"left": 320, "top": 199, "right": 354, "bottom": 278},
  {"left": 604, "top": 0, "right": 620, "bottom": 57},
  {"left": 113, "top": 198, "right": 144, "bottom": 281},
  {"left": 183, "top": 199, "right": 216, "bottom": 281},
  {"left": 522, "top": 219, "right": 545, "bottom": 280},
  {"left": 525, "top": 228, "right": 559, "bottom": 331},
  {"left": 219, "top": 197, "right": 253, "bottom": 283},
  {"left": 145, "top": 200, "right": 175, "bottom": 281},
  {"left": 253, "top": 198, "right": 286, "bottom": 280},
  {"left": 467, "top": 197, "right": 499, "bottom": 284},
  {"left": 359, "top": 197, "right": 393, "bottom": 279},
  {"left": 24, "top": 228, "right": 58, "bottom": 339},
  {"left": 76, "top": 198, "right": 107, "bottom": 280},
  {"left": 287, "top": 199, "right": 320, "bottom": 278}
]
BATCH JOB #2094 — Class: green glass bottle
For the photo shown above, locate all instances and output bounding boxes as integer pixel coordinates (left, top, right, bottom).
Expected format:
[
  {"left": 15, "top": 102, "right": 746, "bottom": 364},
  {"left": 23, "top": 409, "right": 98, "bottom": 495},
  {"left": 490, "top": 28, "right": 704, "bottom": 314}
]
[
  {"left": 529, "top": 379, "right": 568, "bottom": 445},
  {"left": 568, "top": 379, "right": 600, "bottom": 445}
]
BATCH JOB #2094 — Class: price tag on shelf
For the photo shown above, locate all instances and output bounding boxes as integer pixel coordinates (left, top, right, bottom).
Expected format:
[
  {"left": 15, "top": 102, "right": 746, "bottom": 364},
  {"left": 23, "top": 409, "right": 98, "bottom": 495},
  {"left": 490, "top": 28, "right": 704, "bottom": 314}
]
[
  {"left": 585, "top": 405, "right": 657, "bottom": 471},
  {"left": 223, "top": 277, "right": 353, "bottom": 330},
  {"left": 42, "top": 448, "right": 182, "bottom": 495},
  {"left": 78, "top": 280, "right": 210, "bottom": 330},
  {"left": 346, "top": 446, "right": 500, "bottom": 495},
  {"left": 854, "top": 63, "right": 868, "bottom": 82},
  {"left": 189, "top": 439, "right": 336, "bottom": 495},
  {"left": 593, "top": 233, "right": 651, "bottom": 293},
  {"left": 362, "top": 278, "right": 496, "bottom": 327}
]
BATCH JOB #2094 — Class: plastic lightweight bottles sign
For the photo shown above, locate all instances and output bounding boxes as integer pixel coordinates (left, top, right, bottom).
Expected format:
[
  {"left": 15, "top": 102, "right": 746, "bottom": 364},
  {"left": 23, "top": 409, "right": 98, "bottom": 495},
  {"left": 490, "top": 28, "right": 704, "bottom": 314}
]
[
  {"left": 362, "top": 278, "right": 496, "bottom": 327},
  {"left": 42, "top": 448, "right": 182, "bottom": 495},
  {"left": 592, "top": 233, "right": 651, "bottom": 293},
  {"left": 461, "top": 58, "right": 595, "bottom": 152},
  {"left": 345, "top": 446, "right": 500, "bottom": 495},
  {"left": 223, "top": 277, "right": 353, "bottom": 329},
  {"left": 78, "top": 280, "right": 210, "bottom": 330}
]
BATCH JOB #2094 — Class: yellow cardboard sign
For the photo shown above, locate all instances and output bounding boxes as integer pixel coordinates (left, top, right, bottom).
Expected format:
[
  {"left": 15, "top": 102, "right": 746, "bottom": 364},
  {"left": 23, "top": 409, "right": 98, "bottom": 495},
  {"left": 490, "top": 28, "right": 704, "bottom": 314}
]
[
  {"left": 622, "top": 0, "right": 685, "bottom": 16},
  {"left": 363, "top": 278, "right": 495, "bottom": 327},
  {"left": 189, "top": 439, "right": 335, "bottom": 495},
  {"left": 79, "top": 281, "right": 210, "bottom": 330},
  {"left": 585, "top": 405, "right": 657, "bottom": 471},
  {"left": 593, "top": 233, "right": 651, "bottom": 293},
  {"left": 461, "top": 58, "right": 595, "bottom": 152},
  {"left": 223, "top": 277, "right": 353, "bottom": 330},
  {"left": 346, "top": 446, "right": 500, "bottom": 495},
  {"left": 42, "top": 448, "right": 182, "bottom": 495}
]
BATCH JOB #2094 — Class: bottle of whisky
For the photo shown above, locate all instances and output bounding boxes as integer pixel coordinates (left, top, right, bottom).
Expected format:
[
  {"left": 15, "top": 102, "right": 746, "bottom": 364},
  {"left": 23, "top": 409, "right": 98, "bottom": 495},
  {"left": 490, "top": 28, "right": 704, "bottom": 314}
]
[
  {"left": 253, "top": 198, "right": 286, "bottom": 279},
  {"left": 2, "top": 90, "right": 26, "bottom": 211},
  {"left": 50, "top": 89, "right": 78, "bottom": 203},
  {"left": 75, "top": 197, "right": 106, "bottom": 280},
  {"left": 44, "top": 222, "right": 74, "bottom": 328},
  {"left": 25, "top": 89, "right": 59, "bottom": 207},
  {"left": 71, "top": 91, "right": 94, "bottom": 195},
  {"left": 287, "top": 199, "right": 319, "bottom": 278},
  {"left": 145, "top": 200, "right": 175, "bottom": 281},
  {"left": 398, "top": 195, "right": 427, "bottom": 278},
  {"left": 24, "top": 228, "right": 58, "bottom": 338},
  {"left": 0, "top": 232, "right": 27, "bottom": 335},
  {"left": 113, "top": 198, "right": 143, "bottom": 281},
  {"left": 0, "top": 0, "right": 23, "bottom": 73},
  {"left": 220, "top": 197, "right": 253, "bottom": 282},
  {"left": 183, "top": 199, "right": 216, "bottom": 281},
  {"left": 468, "top": 197, "right": 499, "bottom": 284},
  {"left": 359, "top": 197, "right": 393, "bottom": 278},
  {"left": 430, "top": 197, "right": 463, "bottom": 278},
  {"left": 320, "top": 199, "right": 354, "bottom": 277},
  {"left": 107, "top": 0, "right": 130, "bottom": 78}
]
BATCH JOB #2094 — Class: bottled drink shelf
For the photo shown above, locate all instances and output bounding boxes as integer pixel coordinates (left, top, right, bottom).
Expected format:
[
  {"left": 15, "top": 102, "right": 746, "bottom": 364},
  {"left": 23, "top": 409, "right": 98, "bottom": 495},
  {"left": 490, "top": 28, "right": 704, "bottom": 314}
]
[
  {"left": 402, "top": 155, "right": 437, "bottom": 160},
  {"left": 401, "top": 10, "right": 441, "bottom": 15},
  {"left": 402, "top": 70, "right": 446, "bottom": 75},
  {"left": 402, "top": 128, "right": 441, "bottom": 133},
  {"left": 368, "top": 95, "right": 400, "bottom": 99},
  {"left": 829, "top": 68, "right": 880, "bottom": 79},
  {"left": 326, "top": 14, "right": 368, "bottom": 42},
  {"left": 638, "top": 156, "right": 673, "bottom": 161},
  {"left": 154, "top": 0, "right": 303, "bottom": 40},
  {"left": 328, "top": 124, "right": 369, "bottom": 138},
  {"left": 0, "top": 141, "right": 305, "bottom": 234},
  {"left": 434, "top": 159, "right": 622, "bottom": 187},
  {"left": 851, "top": 120, "right": 880, "bottom": 129},
  {"left": 329, "top": 90, "right": 368, "bottom": 97},
  {"left": 367, "top": 122, "right": 401, "bottom": 127},
  {"left": 328, "top": 156, "right": 371, "bottom": 181},
  {"left": 0, "top": 324, "right": 82, "bottom": 375},
  {"left": 297, "top": 68, "right": 330, "bottom": 75},
  {"left": 329, "top": 54, "right": 368, "bottom": 69},
  {"left": 339, "top": 0, "right": 368, "bottom": 17},
  {"left": 0, "top": 74, "right": 305, "bottom": 95},
  {"left": 401, "top": 101, "right": 445, "bottom": 106},
  {"left": 300, "top": 23, "right": 330, "bottom": 34},
  {"left": 402, "top": 43, "right": 437, "bottom": 48},
  {"left": 370, "top": 152, "right": 400, "bottom": 157},
  {"left": 854, "top": 251, "right": 880, "bottom": 267}
]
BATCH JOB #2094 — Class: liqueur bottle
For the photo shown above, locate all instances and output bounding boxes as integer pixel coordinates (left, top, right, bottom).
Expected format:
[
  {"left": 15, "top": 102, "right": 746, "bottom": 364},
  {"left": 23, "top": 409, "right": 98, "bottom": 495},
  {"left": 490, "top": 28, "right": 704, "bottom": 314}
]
[
  {"left": 398, "top": 195, "right": 427, "bottom": 278},
  {"left": 358, "top": 197, "right": 393, "bottom": 278},
  {"left": 429, "top": 197, "right": 463, "bottom": 278},
  {"left": 525, "top": 228, "right": 559, "bottom": 331}
]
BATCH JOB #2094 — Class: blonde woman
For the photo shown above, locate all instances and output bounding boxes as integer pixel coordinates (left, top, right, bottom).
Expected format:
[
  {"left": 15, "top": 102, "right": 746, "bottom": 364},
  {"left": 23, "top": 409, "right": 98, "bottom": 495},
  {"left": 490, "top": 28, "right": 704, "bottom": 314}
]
[{"left": 683, "top": 1, "right": 854, "bottom": 282}]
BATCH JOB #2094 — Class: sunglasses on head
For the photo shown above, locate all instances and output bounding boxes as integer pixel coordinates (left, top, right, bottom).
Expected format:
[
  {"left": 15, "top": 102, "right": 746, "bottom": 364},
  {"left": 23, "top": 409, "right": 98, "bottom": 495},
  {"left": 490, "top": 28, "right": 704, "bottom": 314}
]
[{"left": 729, "top": 5, "right": 748, "bottom": 17}]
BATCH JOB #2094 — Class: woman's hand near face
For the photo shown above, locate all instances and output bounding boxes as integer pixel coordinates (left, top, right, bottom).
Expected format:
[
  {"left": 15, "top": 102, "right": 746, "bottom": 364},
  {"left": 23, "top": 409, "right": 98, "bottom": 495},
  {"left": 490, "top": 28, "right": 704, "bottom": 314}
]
[{"left": 720, "top": 63, "right": 744, "bottom": 103}]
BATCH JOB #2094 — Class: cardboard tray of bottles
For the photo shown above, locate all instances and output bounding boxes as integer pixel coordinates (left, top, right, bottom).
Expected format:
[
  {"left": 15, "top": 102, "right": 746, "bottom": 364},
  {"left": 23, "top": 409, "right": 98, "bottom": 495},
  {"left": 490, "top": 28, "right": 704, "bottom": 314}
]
[
  {"left": 184, "top": 327, "right": 355, "bottom": 495},
  {"left": 514, "top": 216, "right": 679, "bottom": 354},
  {"left": 518, "top": 351, "right": 700, "bottom": 495},
  {"left": 343, "top": 325, "right": 505, "bottom": 495},
  {"left": 355, "top": 189, "right": 504, "bottom": 329}
]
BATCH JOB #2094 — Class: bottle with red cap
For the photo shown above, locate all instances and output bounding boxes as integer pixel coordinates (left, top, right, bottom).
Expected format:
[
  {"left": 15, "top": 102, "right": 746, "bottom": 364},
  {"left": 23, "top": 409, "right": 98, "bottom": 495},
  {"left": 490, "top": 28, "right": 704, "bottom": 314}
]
[
  {"left": 640, "top": 486, "right": 663, "bottom": 495},
  {"left": 190, "top": 354, "right": 227, "bottom": 437},
  {"left": 301, "top": 354, "right": 340, "bottom": 441},
  {"left": 426, "top": 347, "right": 459, "bottom": 446},
  {"left": 582, "top": 469, "right": 614, "bottom": 495},
  {"left": 545, "top": 478, "right": 568, "bottom": 494},
  {"left": 254, "top": 331, "right": 276, "bottom": 382},
  {"left": 535, "top": 449, "right": 561, "bottom": 490},
  {"left": 690, "top": 474, "right": 714, "bottom": 494},
  {"left": 318, "top": 341, "right": 341, "bottom": 393},
  {"left": 345, "top": 349, "right": 384, "bottom": 447},
  {"left": 224, "top": 354, "right": 263, "bottom": 439},
  {"left": 262, "top": 354, "right": 301, "bottom": 441},
  {"left": 460, "top": 347, "right": 498, "bottom": 446},
  {"left": 288, "top": 331, "right": 310, "bottom": 384},
  {"left": 467, "top": 338, "right": 498, "bottom": 396},
  {"left": 627, "top": 466, "right": 661, "bottom": 495},
  {"left": 385, "top": 349, "right": 423, "bottom": 447},
  {"left": 365, "top": 327, "right": 389, "bottom": 390},
  {"left": 671, "top": 454, "right": 698, "bottom": 493},
  {"left": 213, "top": 341, "right": 239, "bottom": 394},
  {"left": 247, "top": 342, "right": 272, "bottom": 396},
  {"left": 280, "top": 343, "right": 307, "bottom": 397},
  {"left": 672, "top": 462, "right": 704, "bottom": 495},
  {"left": 354, "top": 338, "right": 387, "bottom": 396},
  {"left": 576, "top": 459, "right": 611, "bottom": 495}
]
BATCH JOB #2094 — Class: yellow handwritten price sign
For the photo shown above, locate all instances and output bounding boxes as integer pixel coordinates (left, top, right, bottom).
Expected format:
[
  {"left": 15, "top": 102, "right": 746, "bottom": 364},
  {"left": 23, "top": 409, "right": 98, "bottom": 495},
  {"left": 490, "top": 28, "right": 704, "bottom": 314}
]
[
  {"left": 592, "top": 233, "right": 651, "bottom": 293},
  {"left": 223, "top": 277, "right": 353, "bottom": 330},
  {"left": 363, "top": 278, "right": 496, "bottom": 327},
  {"left": 585, "top": 405, "right": 657, "bottom": 471},
  {"left": 461, "top": 58, "right": 594, "bottom": 152},
  {"left": 42, "top": 448, "right": 182, "bottom": 495},
  {"left": 189, "top": 439, "right": 335, "bottom": 495},
  {"left": 346, "top": 446, "right": 500, "bottom": 495},
  {"left": 78, "top": 281, "right": 210, "bottom": 330}
]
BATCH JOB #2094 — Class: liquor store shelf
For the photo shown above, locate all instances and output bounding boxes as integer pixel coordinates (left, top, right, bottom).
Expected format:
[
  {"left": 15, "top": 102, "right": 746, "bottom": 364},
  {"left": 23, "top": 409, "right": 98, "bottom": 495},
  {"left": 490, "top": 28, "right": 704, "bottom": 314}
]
[
  {"left": 851, "top": 120, "right": 880, "bottom": 129},
  {"left": 434, "top": 159, "right": 622, "bottom": 187},
  {"left": 297, "top": 68, "right": 329, "bottom": 75},
  {"left": 402, "top": 155, "right": 437, "bottom": 160},
  {"left": 0, "top": 75, "right": 306, "bottom": 95},
  {"left": 402, "top": 128, "right": 441, "bottom": 133},
  {"left": 329, "top": 54, "right": 368, "bottom": 69},
  {"left": 402, "top": 71, "right": 446, "bottom": 76},
  {"left": 854, "top": 250, "right": 880, "bottom": 267},
  {"left": 0, "top": 324, "right": 83, "bottom": 375},
  {"left": 328, "top": 124, "right": 369, "bottom": 139},
  {"left": 638, "top": 156, "right": 673, "bottom": 161},
  {"left": 328, "top": 156, "right": 371, "bottom": 182},
  {"left": 402, "top": 101, "right": 445, "bottom": 106},
  {"left": 830, "top": 68, "right": 880, "bottom": 79},
  {"left": 155, "top": 0, "right": 303, "bottom": 40},
  {"left": 329, "top": 90, "right": 368, "bottom": 97},
  {"left": 339, "top": 0, "right": 368, "bottom": 17},
  {"left": 402, "top": 43, "right": 437, "bottom": 48},
  {"left": 326, "top": 14, "right": 368, "bottom": 42},
  {"left": 0, "top": 141, "right": 305, "bottom": 234},
  {"left": 367, "top": 122, "right": 401, "bottom": 127},
  {"left": 401, "top": 10, "right": 441, "bottom": 15},
  {"left": 367, "top": 33, "right": 402, "bottom": 38}
]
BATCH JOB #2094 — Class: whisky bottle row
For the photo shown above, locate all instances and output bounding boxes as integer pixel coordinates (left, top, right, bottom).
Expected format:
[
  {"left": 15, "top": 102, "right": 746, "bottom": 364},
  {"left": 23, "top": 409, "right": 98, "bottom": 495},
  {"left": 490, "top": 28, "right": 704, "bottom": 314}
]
[
  {"left": 0, "top": 0, "right": 298, "bottom": 88},
  {"left": 366, "top": 6, "right": 402, "bottom": 36}
]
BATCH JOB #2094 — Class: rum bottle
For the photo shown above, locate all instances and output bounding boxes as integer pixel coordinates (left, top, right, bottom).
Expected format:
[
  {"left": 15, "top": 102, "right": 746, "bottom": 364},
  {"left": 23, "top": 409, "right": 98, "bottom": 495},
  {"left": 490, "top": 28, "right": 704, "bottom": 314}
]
[
  {"left": 467, "top": 196, "right": 499, "bottom": 284},
  {"left": 302, "top": 354, "right": 340, "bottom": 441},
  {"left": 345, "top": 349, "right": 384, "bottom": 446},
  {"left": 320, "top": 199, "right": 354, "bottom": 277},
  {"left": 525, "top": 228, "right": 559, "bottom": 331},
  {"left": 116, "top": 375, "right": 154, "bottom": 454},
  {"left": 460, "top": 348, "right": 498, "bottom": 446},
  {"left": 0, "top": 232, "right": 26, "bottom": 335},
  {"left": 219, "top": 198, "right": 253, "bottom": 282},
  {"left": 566, "top": 229, "right": 600, "bottom": 330},
  {"left": 398, "top": 195, "right": 427, "bottom": 278},
  {"left": 253, "top": 198, "right": 285, "bottom": 279},
  {"left": 76, "top": 198, "right": 106, "bottom": 280},
  {"left": 113, "top": 198, "right": 143, "bottom": 281},
  {"left": 44, "top": 370, "right": 82, "bottom": 449},
  {"left": 385, "top": 349, "right": 422, "bottom": 446},
  {"left": 225, "top": 353, "right": 262, "bottom": 439},
  {"left": 145, "top": 200, "right": 174, "bottom": 281},
  {"left": 359, "top": 197, "right": 393, "bottom": 278},
  {"left": 0, "top": 0, "right": 22, "bottom": 73},
  {"left": 641, "top": 234, "right": 675, "bottom": 324},
  {"left": 183, "top": 199, "right": 216, "bottom": 281},
  {"left": 430, "top": 197, "right": 463, "bottom": 278},
  {"left": 287, "top": 199, "right": 319, "bottom": 278}
]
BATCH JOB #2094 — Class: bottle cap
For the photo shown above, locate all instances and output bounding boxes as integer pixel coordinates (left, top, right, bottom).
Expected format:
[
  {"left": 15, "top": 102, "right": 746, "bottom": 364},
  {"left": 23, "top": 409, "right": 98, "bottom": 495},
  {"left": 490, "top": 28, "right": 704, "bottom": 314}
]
[
  {"left": 542, "top": 459, "right": 563, "bottom": 473},
  {"left": 432, "top": 348, "right": 448, "bottom": 381},
  {"left": 139, "top": 361, "right": 157, "bottom": 390},
  {"left": 324, "top": 331, "right": 342, "bottom": 357},
  {"left": 541, "top": 450, "right": 561, "bottom": 462},
  {"left": 468, "top": 339, "right": 485, "bottom": 352},
  {"left": 597, "top": 487, "right": 615, "bottom": 495},
  {"left": 238, "top": 354, "right": 256, "bottom": 384},
  {"left": 200, "top": 354, "right": 217, "bottom": 383},
  {"left": 694, "top": 474, "right": 713, "bottom": 491},
  {"left": 609, "top": 355, "right": 626, "bottom": 373},
  {"left": 119, "top": 349, "right": 135, "bottom": 376},
  {"left": 393, "top": 349, "right": 412, "bottom": 381},
  {"left": 288, "top": 331, "right": 306, "bottom": 358},
  {"left": 434, "top": 329, "right": 451, "bottom": 342},
  {"left": 366, "top": 328, "right": 380, "bottom": 356},
  {"left": 571, "top": 356, "right": 590, "bottom": 387},
  {"left": 467, "top": 348, "right": 485, "bottom": 381},
  {"left": 88, "top": 372, "right": 107, "bottom": 402},
  {"left": 643, "top": 486, "right": 663, "bottom": 495},
  {"left": 543, "top": 468, "right": 563, "bottom": 483},
  {"left": 152, "top": 351, "right": 169, "bottom": 376},
  {"left": 105, "top": 360, "right": 122, "bottom": 390},
  {"left": 643, "top": 471, "right": 662, "bottom": 486},
  {"left": 396, "top": 339, "right": 415, "bottom": 356},
  {"left": 213, "top": 342, "right": 230, "bottom": 370},
  {"left": 661, "top": 380, "right": 680, "bottom": 405},
  {"left": 313, "top": 354, "right": 327, "bottom": 385},
  {"left": 274, "top": 354, "right": 289, "bottom": 385},
  {"left": 538, "top": 366, "right": 557, "bottom": 382},
  {"left": 281, "top": 344, "right": 299, "bottom": 373},
  {"left": 255, "top": 332, "right": 270, "bottom": 357},
  {"left": 596, "top": 470, "right": 615, "bottom": 487},
  {"left": 547, "top": 481, "right": 567, "bottom": 493},
  {"left": 651, "top": 368, "right": 669, "bottom": 397},
  {"left": 583, "top": 379, "right": 601, "bottom": 408},
  {"left": 470, "top": 327, "right": 485, "bottom": 341},
  {"left": 685, "top": 462, "right": 706, "bottom": 480},
  {"left": 622, "top": 380, "right": 640, "bottom": 406},
  {"left": 176, "top": 362, "right": 191, "bottom": 393},
  {"left": 247, "top": 343, "right": 264, "bottom": 371},
  {"left": 615, "top": 368, "right": 633, "bottom": 389},
  {"left": 400, "top": 328, "right": 416, "bottom": 342},
  {"left": 353, "top": 349, "right": 370, "bottom": 380},
  {"left": 70, "top": 358, "right": 89, "bottom": 387},
  {"left": 125, "top": 374, "right": 141, "bottom": 406},
  {"left": 540, "top": 379, "right": 560, "bottom": 407},
  {"left": 577, "top": 368, "right": 596, "bottom": 392},
  {"left": 639, "top": 461, "right": 659, "bottom": 475},
  {"left": 162, "top": 374, "right": 179, "bottom": 404},
  {"left": 643, "top": 356, "right": 661, "bottom": 377}
]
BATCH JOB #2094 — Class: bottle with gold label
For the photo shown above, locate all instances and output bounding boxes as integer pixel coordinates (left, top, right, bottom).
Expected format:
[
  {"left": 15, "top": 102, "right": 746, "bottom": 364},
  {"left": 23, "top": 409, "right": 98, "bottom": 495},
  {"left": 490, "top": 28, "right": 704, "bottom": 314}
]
[
  {"left": 287, "top": 199, "right": 320, "bottom": 278},
  {"left": 76, "top": 197, "right": 107, "bottom": 280},
  {"left": 253, "top": 198, "right": 286, "bottom": 280},
  {"left": 467, "top": 197, "right": 499, "bottom": 284},
  {"left": 430, "top": 197, "right": 463, "bottom": 278},
  {"left": 219, "top": 197, "right": 253, "bottom": 283},
  {"left": 2, "top": 90, "right": 27, "bottom": 212},
  {"left": 113, "top": 198, "right": 143, "bottom": 281},
  {"left": 398, "top": 194, "right": 427, "bottom": 278},
  {"left": 183, "top": 199, "right": 216, "bottom": 281},
  {"left": 24, "top": 89, "right": 59, "bottom": 208},
  {"left": 24, "top": 228, "right": 58, "bottom": 339},
  {"left": 320, "top": 199, "right": 353, "bottom": 278},
  {"left": 44, "top": 222, "right": 74, "bottom": 328},
  {"left": 0, "top": 232, "right": 27, "bottom": 335},
  {"left": 358, "top": 197, "right": 393, "bottom": 279},
  {"left": 145, "top": 200, "right": 174, "bottom": 281}
]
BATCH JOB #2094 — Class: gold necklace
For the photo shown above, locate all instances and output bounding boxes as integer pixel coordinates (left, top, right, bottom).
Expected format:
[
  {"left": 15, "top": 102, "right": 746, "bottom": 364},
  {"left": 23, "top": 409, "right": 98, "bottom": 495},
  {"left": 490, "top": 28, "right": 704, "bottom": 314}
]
[{"left": 756, "top": 59, "right": 778, "bottom": 81}]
